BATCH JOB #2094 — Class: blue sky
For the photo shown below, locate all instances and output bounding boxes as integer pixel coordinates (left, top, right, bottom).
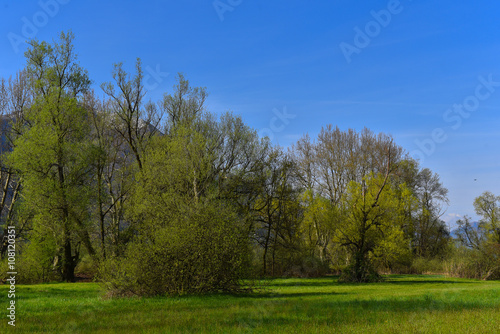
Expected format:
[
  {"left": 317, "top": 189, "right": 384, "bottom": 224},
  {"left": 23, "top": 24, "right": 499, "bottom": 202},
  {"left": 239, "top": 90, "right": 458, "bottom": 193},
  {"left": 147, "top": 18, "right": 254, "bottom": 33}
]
[{"left": 1, "top": 0, "right": 499, "bottom": 227}]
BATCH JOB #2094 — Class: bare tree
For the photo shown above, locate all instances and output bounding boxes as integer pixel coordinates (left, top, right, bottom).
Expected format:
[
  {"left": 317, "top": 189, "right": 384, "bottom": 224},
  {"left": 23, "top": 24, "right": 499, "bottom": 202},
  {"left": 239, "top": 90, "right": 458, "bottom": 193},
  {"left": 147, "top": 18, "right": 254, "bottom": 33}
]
[
  {"left": 162, "top": 73, "right": 207, "bottom": 132},
  {"left": 0, "top": 71, "right": 33, "bottom": 258},
  {"left": 101, "top": 59, "right": 163, "bottom": 171}
]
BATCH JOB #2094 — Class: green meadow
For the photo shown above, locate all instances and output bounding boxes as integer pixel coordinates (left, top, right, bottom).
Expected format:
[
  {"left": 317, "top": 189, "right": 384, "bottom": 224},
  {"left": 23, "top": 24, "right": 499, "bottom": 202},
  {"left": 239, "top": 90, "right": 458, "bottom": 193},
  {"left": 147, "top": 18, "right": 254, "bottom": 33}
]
[{"left": 1, "top": 275, "right": 499, "bottom": 333}]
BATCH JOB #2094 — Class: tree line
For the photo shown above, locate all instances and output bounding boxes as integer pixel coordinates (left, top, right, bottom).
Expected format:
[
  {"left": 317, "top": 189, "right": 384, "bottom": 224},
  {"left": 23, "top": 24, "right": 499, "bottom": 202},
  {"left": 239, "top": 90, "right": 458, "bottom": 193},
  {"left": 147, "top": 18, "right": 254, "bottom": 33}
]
[{"left": 0, "top": 32, "right": 498, "bottom": 295}]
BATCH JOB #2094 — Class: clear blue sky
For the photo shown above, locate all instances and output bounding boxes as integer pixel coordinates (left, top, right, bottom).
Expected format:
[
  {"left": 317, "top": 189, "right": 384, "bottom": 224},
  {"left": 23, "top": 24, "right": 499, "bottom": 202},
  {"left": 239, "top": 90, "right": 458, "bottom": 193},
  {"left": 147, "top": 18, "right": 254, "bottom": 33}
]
[{"left": 1, "top": 0, "right": 499, "bottom": 227}]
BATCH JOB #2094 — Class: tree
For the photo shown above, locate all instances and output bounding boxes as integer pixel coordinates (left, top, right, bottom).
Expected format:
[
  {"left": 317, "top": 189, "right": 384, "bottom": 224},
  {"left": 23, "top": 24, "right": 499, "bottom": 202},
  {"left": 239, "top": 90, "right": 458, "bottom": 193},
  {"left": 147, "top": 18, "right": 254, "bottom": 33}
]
[
  {"left": 83, "top": 91, "right": 136, "bottom": 259},
  {"left": 454, "top": 214, "right": 500, "bottom": 280},
  {"left": 162, "top": 73, "right": 207, "bottom": 132},
  {"left": 336, "top": 173, "right": 414, "bottom": 282},
  {"left": 101, "top": 59, "right": 163, "bottom": 171},
  {"left": 474, "top": 191, "right": 500, "bottom": 244},
  {"left": 0, "top": 71, "right": 31, "bottom": 258},
  {"left": 7, "top": 32, "right": 97, "bottom": 282},
  {"left": 101, "top": 114, "right": 250, "bottom": 295},
  {"left": 291, "top": 127, "right": 414, "bottom": 280},
  {"left": 413, "top": 168, "right": 449, "bottom": 258},
  {"left": 251, "top": 148, "right": 303, "bottom": 276}
]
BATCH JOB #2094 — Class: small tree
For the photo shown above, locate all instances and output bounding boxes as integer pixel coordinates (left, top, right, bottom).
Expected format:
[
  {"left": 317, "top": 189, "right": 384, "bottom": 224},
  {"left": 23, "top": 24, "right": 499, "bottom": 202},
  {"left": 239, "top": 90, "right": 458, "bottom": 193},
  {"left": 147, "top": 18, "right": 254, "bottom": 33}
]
[
  {"left": 452, "top": 215, "right": 500, "bottom": 280},
  {"left": 474, "top": 191, "right": 500, "bottom": 244}
]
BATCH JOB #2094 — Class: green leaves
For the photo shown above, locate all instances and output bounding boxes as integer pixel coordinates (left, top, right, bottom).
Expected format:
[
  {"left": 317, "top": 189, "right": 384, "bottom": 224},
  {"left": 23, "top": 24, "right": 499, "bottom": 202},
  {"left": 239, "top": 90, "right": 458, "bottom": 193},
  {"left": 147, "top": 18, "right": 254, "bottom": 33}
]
[
  {"left": 100, "top": 199, "right": 250, "bottom": 296},
  {"left": 474, "top": 191, "right": 500, "bottom": 244},
  {"left": 6, "top": 32, "right": 98, "bottom": 282}
]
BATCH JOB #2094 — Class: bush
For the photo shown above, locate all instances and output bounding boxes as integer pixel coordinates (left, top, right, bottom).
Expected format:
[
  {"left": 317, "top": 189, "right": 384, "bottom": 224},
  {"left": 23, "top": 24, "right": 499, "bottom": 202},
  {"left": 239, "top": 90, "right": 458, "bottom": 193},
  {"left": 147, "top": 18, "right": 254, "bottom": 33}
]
[
  {"left": 444, "top": 245, "right": 500, "bottom": 280},
  {"left": 410, "top": 257, "right": 444, "bottom": 274},
  {"left": 0, "top": 235, "right": 59, "bottom": 284},
  {"left": 75, "top": 254, "right": 98, "bottom": 280},
  {"left": 338, "top": 254, "right": 383, "bottom": 283},
  {"left": 99, "top": 201, "right": 251, "bottom": 297}
]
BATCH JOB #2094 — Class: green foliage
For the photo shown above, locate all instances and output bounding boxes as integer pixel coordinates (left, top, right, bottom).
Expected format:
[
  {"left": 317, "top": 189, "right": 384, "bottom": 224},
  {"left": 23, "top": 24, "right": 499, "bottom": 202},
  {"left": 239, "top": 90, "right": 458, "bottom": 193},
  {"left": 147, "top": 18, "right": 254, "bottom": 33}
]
[
  {"left": 0, "top": 32, "right": 478, "bottom": 292},
  {"left": 445, "top": 244, "right": 500, "bottom": 280},
  {"left": 373, "top": 226, "right": 413, "bottom": 271},
  {"left": 339, "top": 260, "right": 383, "bottom": 283},
  {"left": 336, "top": 174, "right": 415, "bottom": 282},
  {"left": 473, "top": 191, "right": 500, "bottom": 244},
  {"left": 453, "top": 211, "right": 500, "bottom": 280},
  {"left": 98, "top": 79, "right": 263, "bottom": 294},
  {"left": 6, "top": 31, "right": 98, "bottom": 281},
  {"left": 0, "top": 223, "right": 59, "bottom": 284},
  {"left": 75, "top": 254, "right": 99, "bottom": 277},
  {"left": 99, "top": 200, "right": 250, "bottom": 296},
  {"left": 11, "top": 241, "right": 59, "bottom": 284},
  {"left": 299, "top": 190, "right": 338, "bottom": 263},
  {"left": 410, "top": 257, "right": 444, "bottom": 274}
]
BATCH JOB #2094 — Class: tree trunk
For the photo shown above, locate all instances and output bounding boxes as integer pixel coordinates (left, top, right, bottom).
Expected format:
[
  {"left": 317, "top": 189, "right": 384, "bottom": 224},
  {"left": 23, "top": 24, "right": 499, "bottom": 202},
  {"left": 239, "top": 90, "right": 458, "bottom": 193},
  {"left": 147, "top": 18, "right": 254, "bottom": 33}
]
[
  {"left": 262, "top": 220, "right": 272, "bottom": 276},
  {"left": 62, "top": 228, "right": 75, "bottom": 282}
]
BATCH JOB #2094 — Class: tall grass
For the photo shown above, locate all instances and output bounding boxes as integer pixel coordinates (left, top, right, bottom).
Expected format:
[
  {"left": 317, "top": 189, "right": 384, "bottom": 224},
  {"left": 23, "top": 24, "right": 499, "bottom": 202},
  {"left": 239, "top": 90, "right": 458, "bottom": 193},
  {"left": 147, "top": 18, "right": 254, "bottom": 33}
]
[{"left": 0, "top": 275, "right": 499, "bottom": 333}]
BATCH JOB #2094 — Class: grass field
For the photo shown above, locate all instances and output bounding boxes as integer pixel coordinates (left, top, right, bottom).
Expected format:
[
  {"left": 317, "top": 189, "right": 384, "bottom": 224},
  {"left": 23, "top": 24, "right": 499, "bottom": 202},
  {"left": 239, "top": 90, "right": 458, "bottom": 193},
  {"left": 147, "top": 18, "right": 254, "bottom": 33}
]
[{"left": 1, "top": 275, "right": 499, "bottom": 333}]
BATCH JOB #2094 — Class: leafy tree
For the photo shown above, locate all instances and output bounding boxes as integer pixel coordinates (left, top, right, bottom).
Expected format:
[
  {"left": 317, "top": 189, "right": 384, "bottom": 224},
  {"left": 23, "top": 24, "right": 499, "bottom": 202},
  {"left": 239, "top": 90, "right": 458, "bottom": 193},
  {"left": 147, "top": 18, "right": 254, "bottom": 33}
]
[
  {"left": 450, "top": 192, "right": 500, "bottom": 280},
  {"left": 299, "top": 190, "right": 337, "bottom": 266},
  {"left": 7, "top": 32, "right": 97, "bottom": 282},
  {"left": 474, "top": 191, "right": 500, "bottom": 244},
  {"left": 99, "top": 74, "right": 260, "bottom": 294},
  {"left": 291, "top": 127, "right": 416, "bottom": 279},
  {"left": 336, "top": 174, "right": 413, "bottom": 282}
]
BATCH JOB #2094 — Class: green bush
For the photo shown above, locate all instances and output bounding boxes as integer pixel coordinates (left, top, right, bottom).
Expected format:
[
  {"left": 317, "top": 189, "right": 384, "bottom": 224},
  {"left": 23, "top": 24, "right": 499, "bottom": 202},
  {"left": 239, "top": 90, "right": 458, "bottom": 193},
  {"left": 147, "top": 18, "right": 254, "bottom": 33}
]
[
  {"left": 411, "top": 257, "right": 444, "bottom": 274},
  {"left": 338, "top": 254, "right": 383, "bottom": 283},
  {"left": 99, "top": 201, "right": 251, "bottom": 297},
  {"left": 0, "top": 240, "right": 59, "bottom": 284},
  {"left": 75, "top": 254, "right": 98, "bottom": 279}
]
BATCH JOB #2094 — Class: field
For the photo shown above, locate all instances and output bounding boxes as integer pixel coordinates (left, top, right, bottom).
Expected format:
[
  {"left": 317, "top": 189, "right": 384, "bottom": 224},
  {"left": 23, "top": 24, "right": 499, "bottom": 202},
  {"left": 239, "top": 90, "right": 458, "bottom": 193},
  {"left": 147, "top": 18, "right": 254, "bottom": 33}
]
[{"left": 1, "top": 275, "right": 499, "bottom": 333}]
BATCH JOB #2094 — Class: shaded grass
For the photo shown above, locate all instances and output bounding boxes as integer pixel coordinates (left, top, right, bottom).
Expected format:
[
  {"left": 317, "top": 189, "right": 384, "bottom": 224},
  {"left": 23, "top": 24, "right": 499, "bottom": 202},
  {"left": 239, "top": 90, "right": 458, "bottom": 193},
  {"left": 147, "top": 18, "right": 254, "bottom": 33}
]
[{"left": 0, "top": 275, "right": 499, "bottom": 333}]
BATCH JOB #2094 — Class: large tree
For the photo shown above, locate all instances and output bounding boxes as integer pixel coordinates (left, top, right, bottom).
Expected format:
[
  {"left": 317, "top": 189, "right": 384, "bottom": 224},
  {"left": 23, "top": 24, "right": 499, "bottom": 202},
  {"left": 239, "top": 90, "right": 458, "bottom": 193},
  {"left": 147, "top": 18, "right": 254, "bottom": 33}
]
[
  {"left": 291, "top": 126, "right": 414, "bottom": 280},
  {"left": 8, "top": 32, "right": 97, "bottom": 281}
]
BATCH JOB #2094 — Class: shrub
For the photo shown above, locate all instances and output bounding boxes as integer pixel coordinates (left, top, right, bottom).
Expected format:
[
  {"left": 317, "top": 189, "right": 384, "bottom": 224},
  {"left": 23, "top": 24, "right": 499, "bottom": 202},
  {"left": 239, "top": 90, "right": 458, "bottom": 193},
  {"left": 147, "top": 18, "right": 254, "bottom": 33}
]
[
  {"left": 444, "top": 245, "right": 500, "bottom": 280},
  {"left": 0, "top": 234, "right": 59, "bottom": 284},
  {"left": 338, "top": 254, "right": 383, "bottom": 283},
  {"left": 75, "top": 254, "right": 98, "bottom": 280},
  {"left": 411, "top": 257, "right": 444, "bottom": 274},
  {"left": 99, "top": 201, "right": 251, "bottom": 297}
]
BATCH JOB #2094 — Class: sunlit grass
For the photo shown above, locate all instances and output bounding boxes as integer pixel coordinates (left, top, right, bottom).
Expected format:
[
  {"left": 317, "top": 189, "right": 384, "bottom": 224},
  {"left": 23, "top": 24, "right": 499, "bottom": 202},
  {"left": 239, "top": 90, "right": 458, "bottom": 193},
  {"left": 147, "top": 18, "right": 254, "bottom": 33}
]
[{"left": 1, "top": 275, "right": 499, "bottom": 333}]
